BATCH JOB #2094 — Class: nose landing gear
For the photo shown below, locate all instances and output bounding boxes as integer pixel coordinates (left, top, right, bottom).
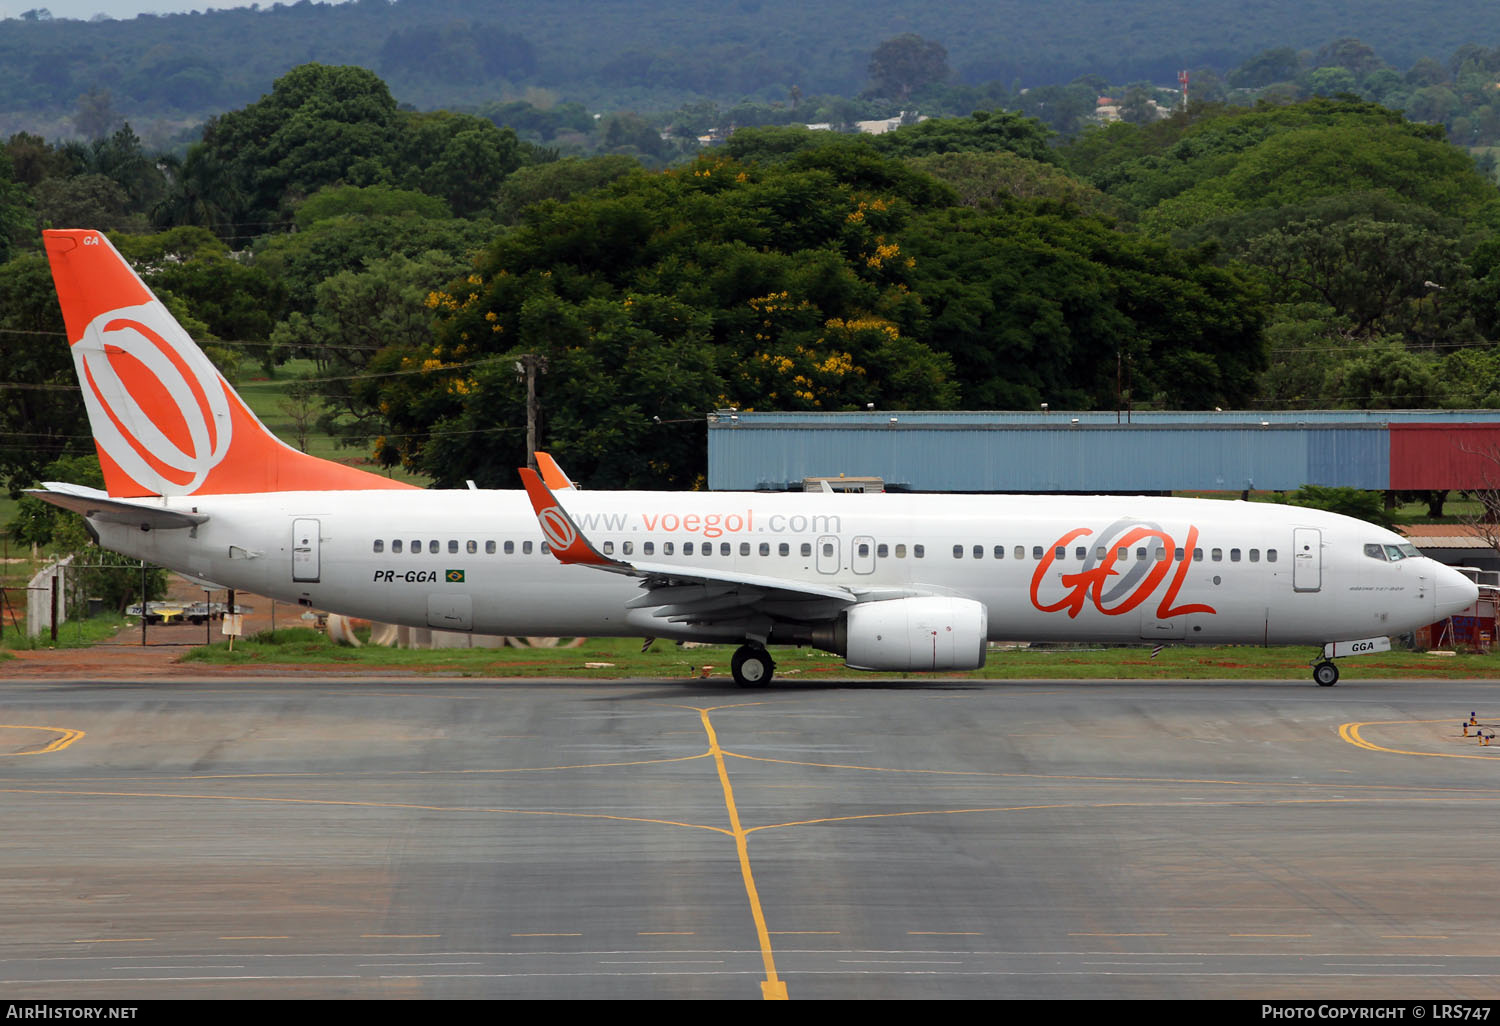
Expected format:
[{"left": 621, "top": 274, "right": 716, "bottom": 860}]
[{"left": 1312, "top": 660, "right": 1340, "bottom": 687}]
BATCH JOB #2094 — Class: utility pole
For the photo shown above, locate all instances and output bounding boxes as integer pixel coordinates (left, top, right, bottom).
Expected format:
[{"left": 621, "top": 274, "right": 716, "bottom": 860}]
[{"left": 516, "top": 354, "right": 548, "bottom": 469}]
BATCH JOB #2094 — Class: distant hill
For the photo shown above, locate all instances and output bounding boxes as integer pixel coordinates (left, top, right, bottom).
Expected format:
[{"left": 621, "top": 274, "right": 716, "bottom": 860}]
[{"left": 4, "top": 0, "right": 1500, "bottom": 138}]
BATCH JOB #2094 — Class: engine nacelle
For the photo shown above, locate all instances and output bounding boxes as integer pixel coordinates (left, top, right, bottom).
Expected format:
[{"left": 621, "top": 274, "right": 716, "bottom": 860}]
[{"left": 819, "top": 596, "right": 988, "bottom": 672}]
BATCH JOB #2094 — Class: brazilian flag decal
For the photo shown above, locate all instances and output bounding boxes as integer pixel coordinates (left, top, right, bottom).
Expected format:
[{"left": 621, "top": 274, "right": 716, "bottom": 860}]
[{"left": 446, "top": 569, "right": 466, "bottom": 583}]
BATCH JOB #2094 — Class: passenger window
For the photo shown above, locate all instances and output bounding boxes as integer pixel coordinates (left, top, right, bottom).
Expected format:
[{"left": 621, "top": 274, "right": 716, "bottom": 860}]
[
  {"left": 1033, "top": 546, "right": 1044, "bottom": 560},
  {"left": 429, "top": 540, "right": 439, "bottom": 554},
  {"left": 1014, "top": 546, "right": 1024, "bottom": 560},
  {"left": 522, "top": 541, "right": 533, "bottom": 555},
  {"left": 953, "top": 545, "right": 964, "bottom": 559},
  {"left": 739, "top": 542, "right": 749, "bottom": 556},
  {"left": 914, "top": 545, "right": 925, "bottom": 558},
  {"left": 541, "top": 542, "right": 550, "bottom": 554},
  {"left": 895, "top": 544, "right": 907, "bottom": 558},
  {"left": 448, "top": 540, "right": 459, "bottom": 554},
  {"left": 820, "top": 542, "right": 832, "bottom": 557},
  {"left": 1212, "top": 548, "right": 1222, "bottom": 561},
  {"left": 373, "top": 540, "right": 384, "bottom": 553},
  {"left": 1193, "top": 548, "right": 1203, "bottom": 561},
  {"left": 603, "top": 541, "right": 614, "bottom": 555},
  {"left": 1095, "top": 546, "right": 1106, "bottom": 560},
  {"left": 664, "top": 542, "right": 674, "bottom": 555},
  {"left": 1074, "top": 546, "right": 1087, "bottom": 559},
  {"left": 1267, "top": 549, "right": 1277, "bottom": 563},
  {"left": 1055, "top": 547, "right": 1066, "bottom": 560},
  {"left": 685, "top": 542, "right": 695, "bottom": 556},
  {"left": 393, "top": 540, "right": 403, "bottom": 553},
  {"left": 760, "top": 542, "right": 770, "bottom": 556},
  {"left": 623, "top": 541, "right": 633, "bottom": 555},
  {"left": 1174, "top": 547, "right": 1184, "bottom": 561},
  {"left": 801, "top": 543, "right": 811, "bottom": 557},
  {"left": 779, "top": 542, "right": 789, "bottom": 556},
  {"left": 504, "top": 540, "right": 514, "bottom": 554},
  {"left": 1230, "top": 548, "right": 1241, "bottom": 562},
  {"left": 466, "top": 540, "right": 477, "bottom": 554},
  {"left": 878, "top": 543, "right": 889, "bottom": 558},
  {"left": 1136, "top": 547, "right": 1147, "bottom": 560},
  {"left": 860, "top": 542, "right": 872, "bottom": 557},
  {"left": 1117, "top": 547, "right": 1128, "bottom": 560},
  {"left": 1154, "top": 548, "right": 1167, "bottom": 562},
  {"left": 411, "top": 539, "right": 420, "bottom": 553},
  {"left": 644, "top": 542, "right": 654, "bottom": 555},
  {"left": 970, "top": 545, "right": 980, "bottom": 559},
  {"left": 1249, "top": 548, "right": 1260, "bottom": 562}
]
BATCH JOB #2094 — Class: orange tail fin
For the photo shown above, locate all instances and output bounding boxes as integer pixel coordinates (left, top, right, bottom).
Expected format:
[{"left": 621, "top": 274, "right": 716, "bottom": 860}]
[{"left": 43, "top": 229, "right": 415, "bottom": 497}]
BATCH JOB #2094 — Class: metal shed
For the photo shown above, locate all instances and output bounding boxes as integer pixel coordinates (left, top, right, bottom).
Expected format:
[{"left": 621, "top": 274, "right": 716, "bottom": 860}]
[{"left": 706, "top": 410, "right": 1500, "bottom": 493}]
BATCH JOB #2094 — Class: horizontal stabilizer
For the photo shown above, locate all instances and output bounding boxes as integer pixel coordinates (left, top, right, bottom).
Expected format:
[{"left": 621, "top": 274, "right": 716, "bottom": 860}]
[{"left": 27, "top": 482, "right": 208, "bottom": 530}]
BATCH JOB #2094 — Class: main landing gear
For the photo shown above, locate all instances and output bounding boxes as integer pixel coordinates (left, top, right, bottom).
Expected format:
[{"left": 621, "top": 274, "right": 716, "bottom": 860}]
[
  {"left": 1312, "top": 660, "right": 1340, "bottom": 687},
  {"left": 731, "top": 644, "right": 775, "bottom": 688}
]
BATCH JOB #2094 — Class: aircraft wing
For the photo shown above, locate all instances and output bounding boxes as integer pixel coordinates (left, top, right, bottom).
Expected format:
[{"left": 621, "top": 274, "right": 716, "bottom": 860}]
[
  {"left": 519, "top": 467, "right": 858, "bottom": 627},
  {"left": 27, "top": 482, "right": 209, "bottom": 531}
]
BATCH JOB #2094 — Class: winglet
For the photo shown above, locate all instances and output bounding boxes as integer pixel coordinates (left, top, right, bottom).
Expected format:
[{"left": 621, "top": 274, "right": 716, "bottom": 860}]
[
  {"left": 534, "top": 451, "right": 575, "bottom": 490},
  {"left": 518, "top": 467, "right": 623, "bottom": 567}
]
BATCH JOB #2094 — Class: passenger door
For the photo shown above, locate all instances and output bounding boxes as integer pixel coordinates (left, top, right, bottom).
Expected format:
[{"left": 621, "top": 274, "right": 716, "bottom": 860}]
[{"left": 1292, "top": 527, "right": 1321, "bottom": 593}]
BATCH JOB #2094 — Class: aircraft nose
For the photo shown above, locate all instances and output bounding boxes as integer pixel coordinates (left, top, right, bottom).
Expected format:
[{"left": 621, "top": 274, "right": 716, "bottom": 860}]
[{"left": 1434, "top": 564, "right": 1479, "bottom": 619}]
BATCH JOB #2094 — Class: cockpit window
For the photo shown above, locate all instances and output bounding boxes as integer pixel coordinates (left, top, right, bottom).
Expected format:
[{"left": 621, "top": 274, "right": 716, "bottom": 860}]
[
  {"left": 1398, "top": 543, "right": 1421, "bottom": 559},
  {"left": 1383, "top": 544, "right": 1407, "bottom": 561},
  {"left": 1364, "top": 543, "right": 1387, "bottom": 561}
]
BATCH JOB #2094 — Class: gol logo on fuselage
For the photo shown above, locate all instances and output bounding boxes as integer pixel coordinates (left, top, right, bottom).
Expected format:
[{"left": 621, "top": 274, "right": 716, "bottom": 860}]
[
  {"left": 1028, "top": 519, "right": 1217, "bottom": 620},
  {"left": 73, "top": 301, "right": 233, "bottom": 495}
]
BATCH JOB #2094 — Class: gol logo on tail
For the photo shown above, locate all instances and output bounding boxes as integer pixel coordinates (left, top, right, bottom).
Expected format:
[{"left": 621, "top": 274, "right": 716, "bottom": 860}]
[
  {"left": 74, "top": 302, "right": 233, "bottom": 495},
  {"left": 1029, "top": 520, "right": 1217, "bottom": 620}
]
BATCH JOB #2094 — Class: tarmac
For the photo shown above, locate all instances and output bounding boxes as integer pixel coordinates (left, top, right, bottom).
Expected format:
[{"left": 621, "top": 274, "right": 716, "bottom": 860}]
[{"left": 2, "top": 635, "right": 1500, "bottom": 998}]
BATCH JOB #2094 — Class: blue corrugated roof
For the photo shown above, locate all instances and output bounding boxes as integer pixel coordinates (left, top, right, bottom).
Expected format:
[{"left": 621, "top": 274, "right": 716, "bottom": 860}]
[{"left": 704, "top": 410, "right": 1464, "bottom": 491}]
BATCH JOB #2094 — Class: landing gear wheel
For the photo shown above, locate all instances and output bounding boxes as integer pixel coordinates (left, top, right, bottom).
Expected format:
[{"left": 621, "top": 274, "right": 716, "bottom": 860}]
[
  {"left": 1313, "top": 661, "right": 1340, "bottom": 687},
  {"left": 731, "top": 645, "right": 775, "bottom": 688}
]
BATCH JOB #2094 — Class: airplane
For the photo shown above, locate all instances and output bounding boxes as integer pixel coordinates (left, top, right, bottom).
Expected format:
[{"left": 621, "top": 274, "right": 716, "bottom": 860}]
[{"left": 28, "top": 228, "right": 1480, "bottom": 687}]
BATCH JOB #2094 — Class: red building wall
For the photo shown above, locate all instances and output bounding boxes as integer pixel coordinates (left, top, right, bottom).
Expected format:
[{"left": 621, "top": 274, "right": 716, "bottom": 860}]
[{"left": 1389, "top": 424, "right": 1500, "bottom": 490}]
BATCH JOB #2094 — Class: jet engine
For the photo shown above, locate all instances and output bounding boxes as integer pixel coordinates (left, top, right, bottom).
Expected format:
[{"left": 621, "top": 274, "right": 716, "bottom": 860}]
[{"left": 811, "top": 596, "right": 988, "bottom": 672}]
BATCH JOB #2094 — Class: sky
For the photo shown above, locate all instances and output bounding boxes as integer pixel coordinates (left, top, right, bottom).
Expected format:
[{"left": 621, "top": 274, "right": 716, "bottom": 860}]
[{"left": 0, "top": 0, "right": 348, "bottom": 19}]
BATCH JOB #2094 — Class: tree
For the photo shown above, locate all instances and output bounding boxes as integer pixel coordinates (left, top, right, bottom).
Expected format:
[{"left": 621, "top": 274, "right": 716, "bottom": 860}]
[
  {"left": 906, "top": 151, "right": 1115, "bottom": 215},
  {"left": 867, "top": 34, "right": 949, "bottom": 101},
  {"left": 394, "top": 111, "right": 523, "bottom": 218},
  {"left": 0, "top": 254, "right": 87, "bottom": 496},
  {"left": 197, "top": 63, "right": 402, "bottom": 227},
  {"left": 1320, "top": 338, "right": 1450, "bottom": 408},
  {"left": 1286, "top": 485, "right": 1395, "bottom": 527},
  {"left": 1228, "top": 47, "right": 1301, "bottom": 89},
  {"left": 870, "top": 109, "right": 1057, "bottom": 164},
  {"left": 1246, "top": 215, "right": 1461, "bottom": 337},
  {"left": 1119, "top": 83, "right": 1163, "bottom": 125},
  {"left": 368, "top": 148, "right": 964, "bottom": 487},
  {"left": 114, "top": 226, "right": 286, "bottom": 371},
  {"left": 269, "top": 249, "right": 468, "bottom": 442},
  {"left": 493, "top": 155, "right": 642, "bottom": 225},
  {"left": 72, "top": 88, "right": 120, "bottom": 140}
]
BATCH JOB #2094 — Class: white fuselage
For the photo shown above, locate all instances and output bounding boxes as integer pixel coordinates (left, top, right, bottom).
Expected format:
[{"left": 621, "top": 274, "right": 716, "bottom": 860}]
[{"left": 89, "top": 489, "right": 1474, "bottom": 647}]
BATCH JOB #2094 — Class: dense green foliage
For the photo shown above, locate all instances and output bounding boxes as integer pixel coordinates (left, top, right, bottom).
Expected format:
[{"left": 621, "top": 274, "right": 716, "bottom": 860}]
[
  {"left": 3, "top": 62, "right": 1500, "bottom": 506},
  {"left": 4, "top": 1, "right": 1500, "bottom": 132}
]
